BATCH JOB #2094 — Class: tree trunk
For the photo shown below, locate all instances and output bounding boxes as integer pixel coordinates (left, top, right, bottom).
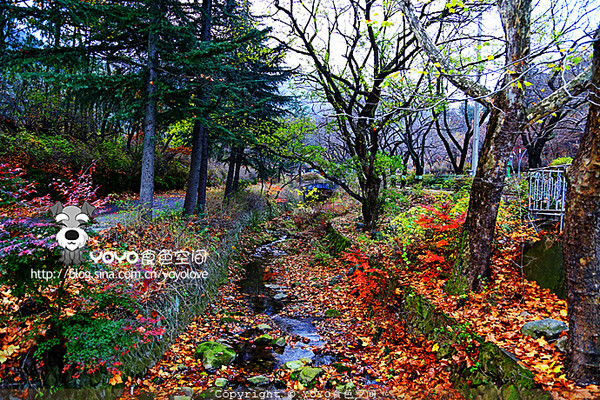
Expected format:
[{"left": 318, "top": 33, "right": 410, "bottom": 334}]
[
  {"left": 183, "top": 120, "right": 203, "bottom": 216},
  {"left": 449, "top": 105, "right": 523, "bottom": 292},
  {"left": 446, "top": 0, "right": 531, "bottom": 293},
  {"left": 139, "top": 5, "right": 160, "bottom": 220},
  {"left": 563, "top": 25, "right": 600, "bottom": 385},
  {"left": 414, "top": 162, "right": 424, "bottom": 179},
  {"left": 526, "top": 142, "right": 544, "bottom": 169},
  {"left": 232, "top": 146, "right": 243, "bottom": 193},
  {"left": 362, "top": 168, "right": 381, "bottom": 231},
  {"left": 223, "top": 147, "right": 236, "bottom": 202},
  {"left": 196, "top": 124, "right": 209, "bottom": 214},
  {"left": 192, "top": 0, "right": 212, "bottom": 216}
]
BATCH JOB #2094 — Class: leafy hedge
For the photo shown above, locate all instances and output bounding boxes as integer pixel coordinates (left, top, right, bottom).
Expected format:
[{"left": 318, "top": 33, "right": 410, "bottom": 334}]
[{"left": 0, "top": 129, "right": 188, "bottom": 195}]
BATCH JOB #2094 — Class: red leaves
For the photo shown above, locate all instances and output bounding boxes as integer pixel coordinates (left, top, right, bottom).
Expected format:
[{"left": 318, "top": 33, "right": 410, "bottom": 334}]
[
  {"left": 422, "top": 252, "right": 445, "bottom": 265},
  {"left": 342, "top": 247, "right": 389, "bottom": 306}
]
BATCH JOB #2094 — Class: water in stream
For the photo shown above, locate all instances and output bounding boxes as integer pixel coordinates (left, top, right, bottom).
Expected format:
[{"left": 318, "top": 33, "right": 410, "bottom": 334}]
[{"left": 235, "top": 234, "right": 335, "bottom": 375}]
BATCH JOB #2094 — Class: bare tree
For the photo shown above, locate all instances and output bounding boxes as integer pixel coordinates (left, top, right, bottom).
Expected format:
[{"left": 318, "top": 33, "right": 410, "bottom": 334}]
[
  {"left": 522, "top": 65, "right": 588, "bottom": 168},
  {"left": 271, "top": 0, "right": 419, "bottom": 230},
  {"left": 434, "top": 99, "right": 490, "bottom": 174}
]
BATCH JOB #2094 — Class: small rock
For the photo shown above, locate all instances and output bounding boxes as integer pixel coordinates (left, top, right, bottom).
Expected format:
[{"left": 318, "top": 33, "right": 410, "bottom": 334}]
[
  {"left": 194, "top": 341, "right": 236, "bottom": 371},
  {"left": 298, "top": 367, "right": 324, "bottom": 385},
  {"left": 335, "top": 381, "right": 356, "bottom": 393},
  {"left": 254, "top": 334, "right": 273, "bottom": 345},
  {"left": 176, "top": 387, "right": 194, "bottom": 397},
  {"left": 247, "top": 375, "right": 270, "bottom": 386},
  {"left": 284, "top": 359, "right": 308, "bottom": 371},
  {"left": 256, "top": 323, "right": 273, "bottom": 331},
  {"left": 176, "top": 364, "right": 187, "bottom": 372},
  {"left": 272, "top": 337, "right": 286, "bottom": 347},
  {"left": 371, "top": 231, "right": 385, "bottom": 240},
  {"left": 329, "top": 275, "right": 342, "bottom": 286},
  {"left": 519, "top": 311, "right": 532, "bottom": 318},
  {"left": 346, "top": 265, "right": 358, "bottom": 276},
  {"left": 172, "top": 396, "right": 191, "bottom": 400},
  {"left": 214, "top": 378, "right": 228, "bottom": 387},
  {"left": 521, "top": 318, "right": 568, "bottom": 340},
  {"left": 274, "top": 293, "right": 288, "bottom": 301},
  {"left": 325, "top": 309, "right": 341, "bottom": 318},
  {"left": 555, "top": 336, "right": 568, "bottom": 353},
  {"left": 195, "top": 387, "right": 221, "bottom": 399},
  {"left": 500, "top": 385, "right": 519, "bottom": 400},
  {"left": 264, "top": 284, "right": 286, "bottom": 290}
]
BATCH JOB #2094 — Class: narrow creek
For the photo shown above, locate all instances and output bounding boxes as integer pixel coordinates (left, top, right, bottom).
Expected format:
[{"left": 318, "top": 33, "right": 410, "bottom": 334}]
[{"left": 225, "top": 233, "right": 336, "bottom": 397}]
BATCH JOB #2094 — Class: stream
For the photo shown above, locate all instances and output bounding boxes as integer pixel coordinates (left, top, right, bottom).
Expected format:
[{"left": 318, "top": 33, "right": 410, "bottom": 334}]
[{"left": 210, "top": 234, "right": 337, "bottom": 399}]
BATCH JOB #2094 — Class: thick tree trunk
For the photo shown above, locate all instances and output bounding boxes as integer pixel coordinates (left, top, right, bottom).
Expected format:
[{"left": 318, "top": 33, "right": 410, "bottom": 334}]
[
  {"left": 414, "top": 162, "right": 424, "bottom": 179},
  {"left": 446, "top": 0, "right": 531, "bottom": 293},
  {"left": 526, "top": 142, "right": 544, "bottom": 169},
  {"left": 139, "top": 7, "right": 160, "bottom": 220},
  {"left": 449, "top": 105, "right": 525, "bottom": 292},
  {"left": 563, "top": 25, "right": 600, "bottom": 385},
  {"left": 362, "top": 169, "right": 381, "bottom": 231},
  {"left": 183, "top": 120, "right": 203, "bottom": 216}
]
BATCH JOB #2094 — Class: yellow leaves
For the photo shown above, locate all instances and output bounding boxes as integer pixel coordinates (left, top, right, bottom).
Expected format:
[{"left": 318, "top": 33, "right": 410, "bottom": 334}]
[
  {"left": 487, "top": 55, "right": 494, "bottom": 61},
  {"left": 0, "top": 344, "right": 20, "bottom": 364},
  {"left": 535, "top": 362, "right": 550, "bottom": 371},
  {"left": 552, "top": 365, "right": 563, "bottom": 374},
  {"left": 358, "top": 336, "right": 372, "bottom": 347},
  {"left": 431, "top": 343, "right": 440, "bottom": 352},
  {"left": 158, "top": 369, "right": 170, "bottom": 378},
  {"left": 109, "top": 372, "right": 123, "bottom": 386},
  {"left": 560, "top": 309, "right": 567, "bottom": 318}
]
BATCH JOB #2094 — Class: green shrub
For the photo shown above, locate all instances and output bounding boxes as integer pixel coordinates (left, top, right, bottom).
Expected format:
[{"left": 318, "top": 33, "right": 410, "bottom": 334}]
[
  {"left": 549, "top": 157, "right": 573, "bottom": 167},
  {"left": 382, "top": 189, "right": 409, "bottom": 216},
  {"left": 0, "top": 129, "right": 189, "bottom": 195}
]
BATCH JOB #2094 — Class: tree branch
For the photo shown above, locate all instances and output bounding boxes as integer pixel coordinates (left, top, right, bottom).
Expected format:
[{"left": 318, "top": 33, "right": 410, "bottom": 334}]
[
  {"left": 525, "top": 65, "right": 592, "bottom": 124},
  {"left": 398, "top": 0, "right": 493, "bottom": 106}
]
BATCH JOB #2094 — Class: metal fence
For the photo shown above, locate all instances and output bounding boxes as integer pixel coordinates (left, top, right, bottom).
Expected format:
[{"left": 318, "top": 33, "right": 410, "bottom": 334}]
[{"left": 528, "top": 164, "right": 570, "bottom": 230}]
